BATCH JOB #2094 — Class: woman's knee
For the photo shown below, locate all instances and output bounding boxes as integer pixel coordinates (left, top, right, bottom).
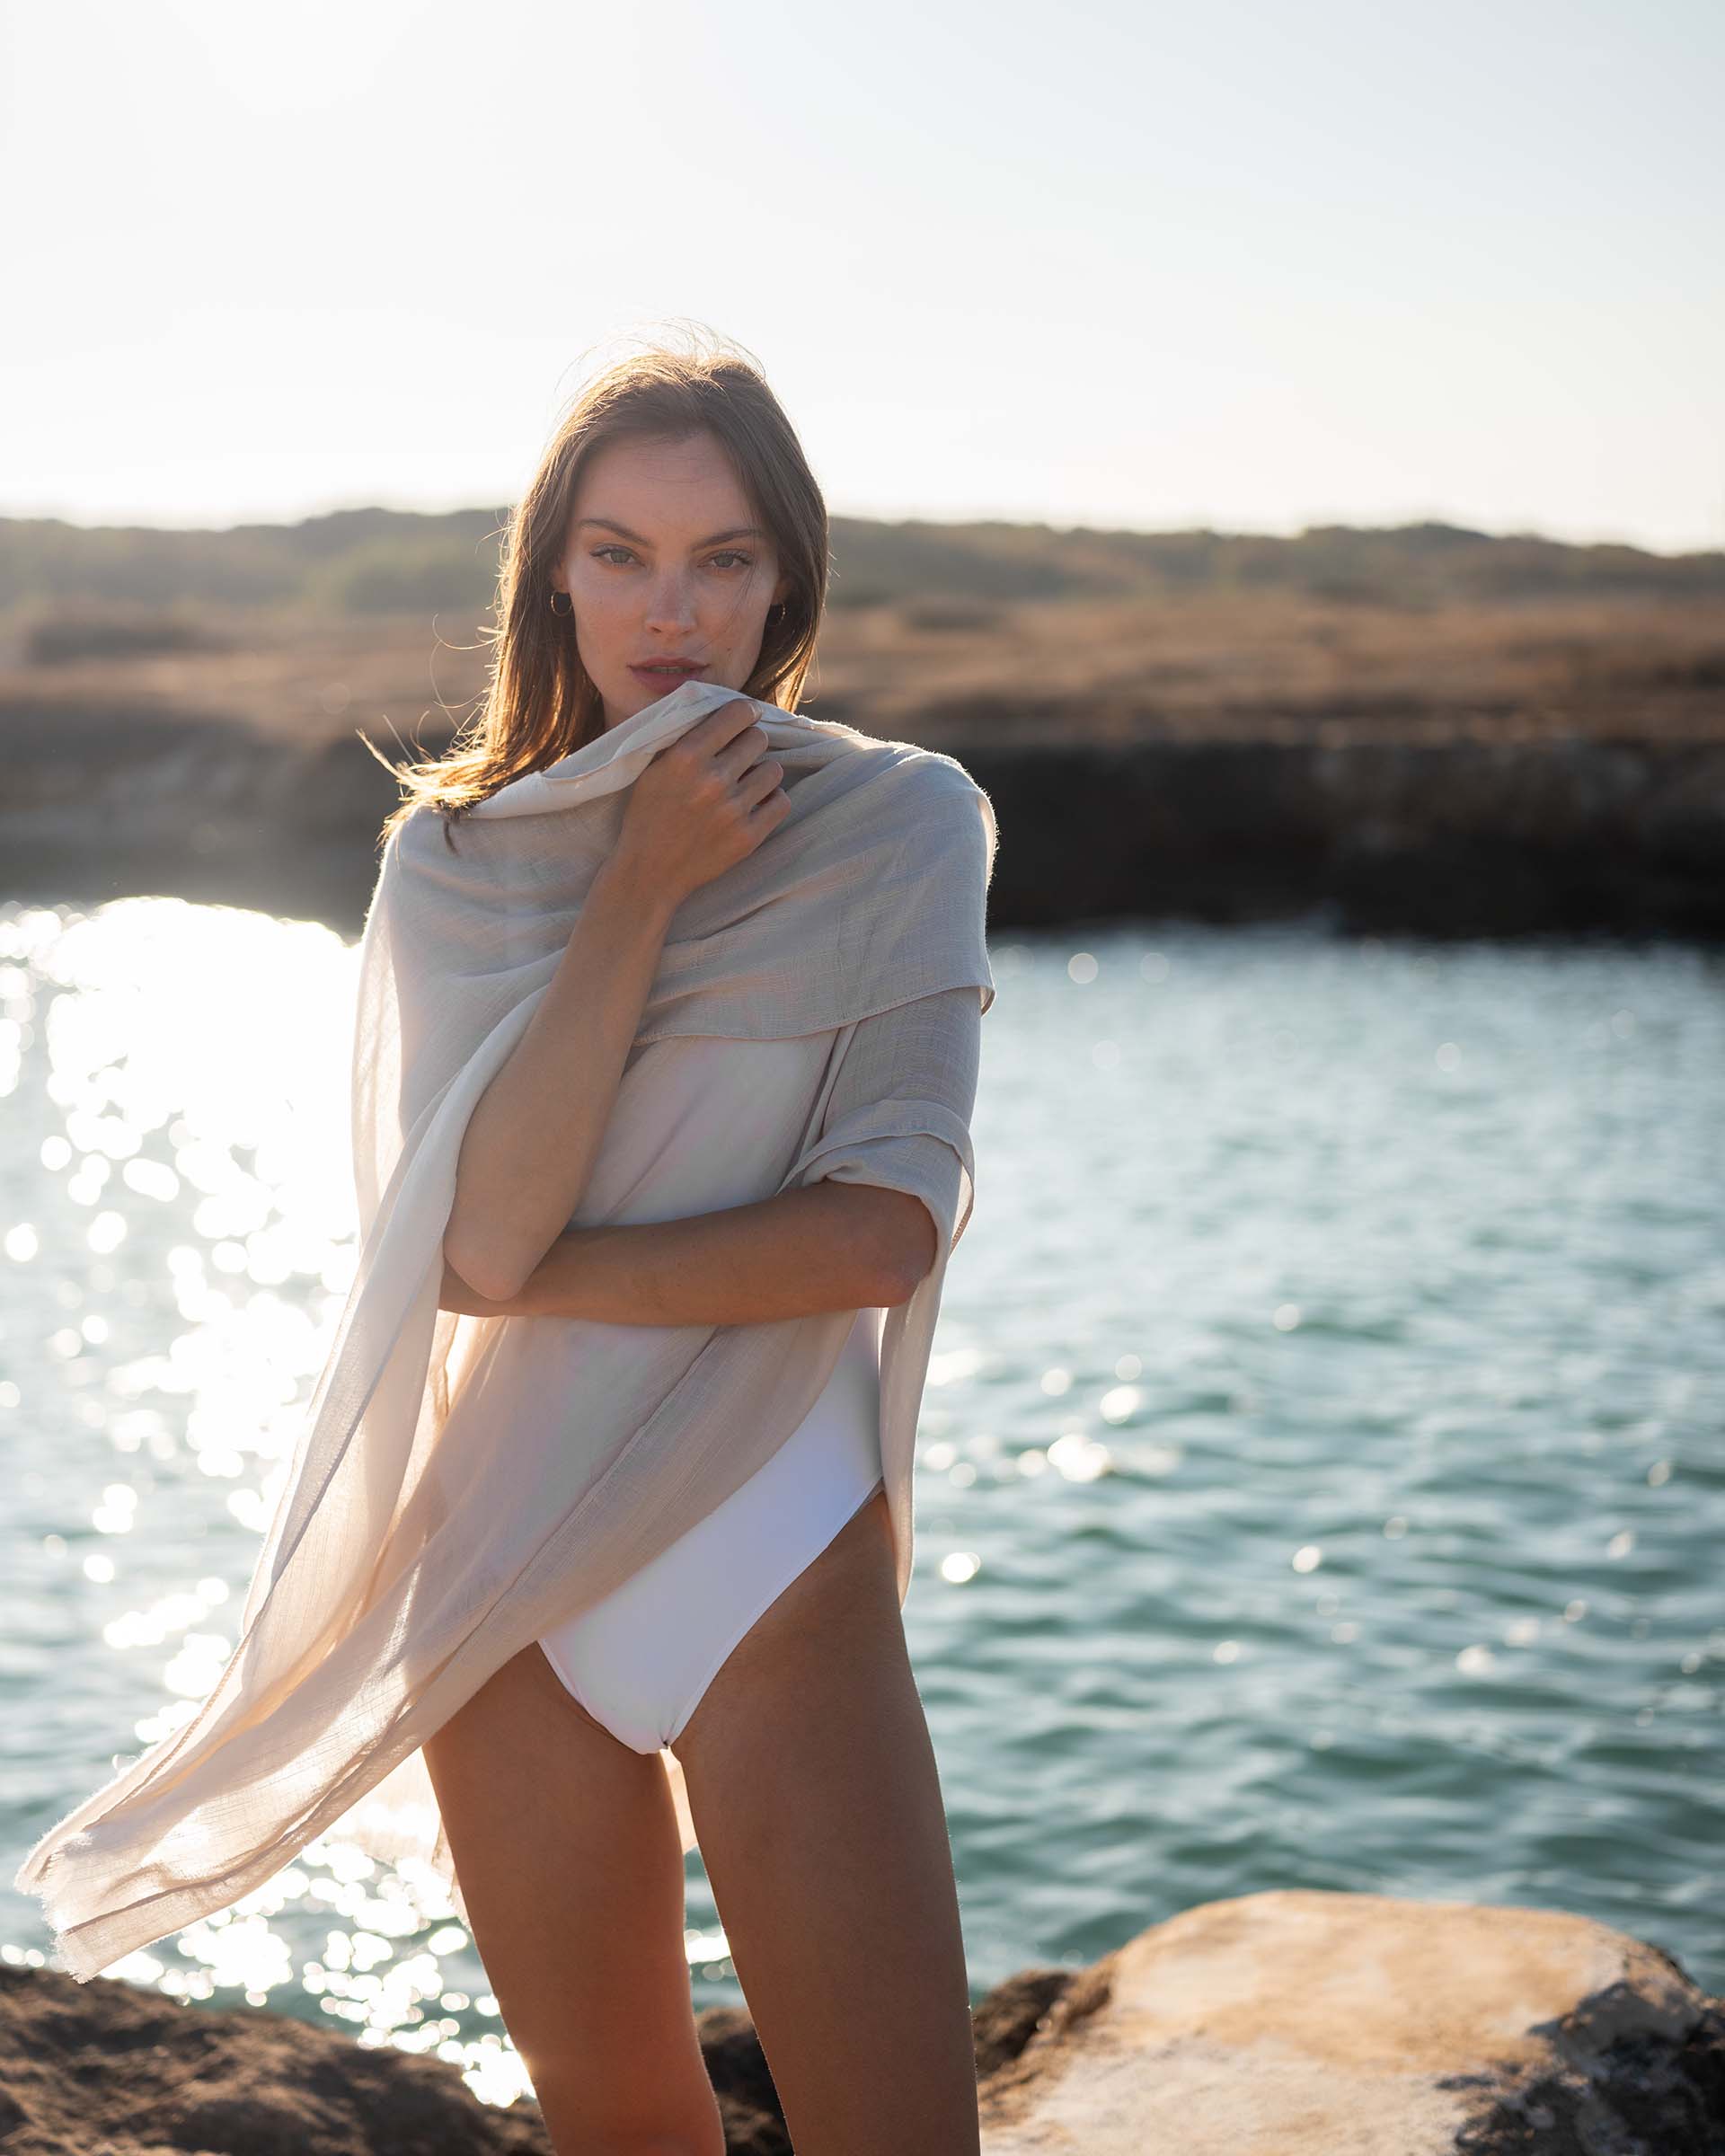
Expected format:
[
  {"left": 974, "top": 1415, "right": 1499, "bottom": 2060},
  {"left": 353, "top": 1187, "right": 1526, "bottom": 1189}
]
[{"left": 528, "top": 2078, "right": 725, "bottom": 2156}]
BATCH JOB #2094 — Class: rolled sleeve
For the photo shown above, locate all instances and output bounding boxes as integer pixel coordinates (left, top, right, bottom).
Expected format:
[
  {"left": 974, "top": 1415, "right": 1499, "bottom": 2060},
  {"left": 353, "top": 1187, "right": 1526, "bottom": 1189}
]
[{"left": 779, "top": 986, "right": 984, "bottom": 1264}]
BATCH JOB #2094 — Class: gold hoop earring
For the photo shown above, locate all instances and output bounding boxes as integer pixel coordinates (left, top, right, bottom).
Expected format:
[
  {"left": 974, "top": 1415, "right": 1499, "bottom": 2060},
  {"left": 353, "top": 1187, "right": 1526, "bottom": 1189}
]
[
  {"left": 549, "top": 590, "right": 573, "bottom": 617},
  {"left": 766, "top": 602, "right": 787, "bottom": 627}
]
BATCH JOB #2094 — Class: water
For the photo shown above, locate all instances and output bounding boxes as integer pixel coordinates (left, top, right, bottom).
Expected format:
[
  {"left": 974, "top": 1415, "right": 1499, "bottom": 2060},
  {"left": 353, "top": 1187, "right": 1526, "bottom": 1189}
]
[{"left": 2, "top": 897, "right": 1721, "bottom": 2109}]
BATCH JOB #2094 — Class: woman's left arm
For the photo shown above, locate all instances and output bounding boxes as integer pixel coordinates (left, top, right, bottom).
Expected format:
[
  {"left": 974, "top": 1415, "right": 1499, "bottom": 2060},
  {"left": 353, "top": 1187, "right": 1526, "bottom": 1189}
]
[
  {"left": 439, "top": 1180, "right": 930, "bottom": 1325},
  {"left": 439, "top": 984, "right": 983, "bottom": 1327}
]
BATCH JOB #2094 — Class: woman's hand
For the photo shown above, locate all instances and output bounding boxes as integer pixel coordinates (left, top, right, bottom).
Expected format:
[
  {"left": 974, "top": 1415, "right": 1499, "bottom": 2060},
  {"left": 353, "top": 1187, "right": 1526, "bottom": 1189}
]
[
  {"left": 612, "top": 697, "right": 791, "bottom": 909},
  {"left": 445, "top": 700, "right": 785, "bottom": 1306}
]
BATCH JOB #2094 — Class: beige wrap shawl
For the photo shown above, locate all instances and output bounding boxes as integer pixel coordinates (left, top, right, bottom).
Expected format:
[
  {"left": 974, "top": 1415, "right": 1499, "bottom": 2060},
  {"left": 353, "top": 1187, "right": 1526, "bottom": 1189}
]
[{"left": 14, "top": 675, "right": 998, "bottom": 1982}]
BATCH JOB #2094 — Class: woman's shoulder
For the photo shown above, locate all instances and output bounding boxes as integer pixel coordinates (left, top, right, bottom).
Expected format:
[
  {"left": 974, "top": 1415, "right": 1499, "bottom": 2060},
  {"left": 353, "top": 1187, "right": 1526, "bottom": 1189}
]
[
  {"left": 794, "top": 715, "right": 988, "bottom": 816},
  {"left": 788, "top": 724, "right": 995, "bottom": 901},
  {"left": 879, "top": 740, "right": 996, "bottom": 878}
]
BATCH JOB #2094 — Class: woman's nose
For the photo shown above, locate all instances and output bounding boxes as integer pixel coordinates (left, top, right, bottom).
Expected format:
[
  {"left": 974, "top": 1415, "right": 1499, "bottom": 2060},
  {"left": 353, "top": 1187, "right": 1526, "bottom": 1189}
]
[{"left": 641, "top": 572, "right": 698, "bottom": 632}]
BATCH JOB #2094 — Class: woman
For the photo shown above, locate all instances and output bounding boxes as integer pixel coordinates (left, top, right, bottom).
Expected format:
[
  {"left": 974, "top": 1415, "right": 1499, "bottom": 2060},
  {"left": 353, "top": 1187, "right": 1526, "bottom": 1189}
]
[
  {"left": 404, "top": 345, "right": 991, "bottom": 2153},
  {"left": 13, "top": 336, "right": 994, "bottom": 2156}
]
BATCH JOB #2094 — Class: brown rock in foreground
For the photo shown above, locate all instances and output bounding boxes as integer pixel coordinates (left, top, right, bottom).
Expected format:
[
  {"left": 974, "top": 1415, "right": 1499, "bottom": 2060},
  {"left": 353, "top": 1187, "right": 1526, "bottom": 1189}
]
[
  {"left": 978, "top": 1889, "right": 1725, "bottom": 2154},
  {"left": 2, "top": 1890, "right": 1720, "bottom": 2153},
  {"left": 0, "top": 1964, "right": 797, "bottom": 2156},
  {"left": 0, "top": 1958, "right": 552, "bottom": 2156}
]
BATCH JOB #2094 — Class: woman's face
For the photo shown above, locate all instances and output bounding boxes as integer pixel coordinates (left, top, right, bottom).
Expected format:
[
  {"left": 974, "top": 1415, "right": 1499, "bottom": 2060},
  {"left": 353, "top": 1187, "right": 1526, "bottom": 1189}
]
[{"left": 552, "top": 429, "right": 791, "bottom": 730}]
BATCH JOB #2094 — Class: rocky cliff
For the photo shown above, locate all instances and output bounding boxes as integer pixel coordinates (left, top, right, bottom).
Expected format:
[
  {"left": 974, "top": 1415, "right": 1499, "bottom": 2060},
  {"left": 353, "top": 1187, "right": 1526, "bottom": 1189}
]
[{"left": 5, "top": 699, "right": 1721, "bottom": 940}]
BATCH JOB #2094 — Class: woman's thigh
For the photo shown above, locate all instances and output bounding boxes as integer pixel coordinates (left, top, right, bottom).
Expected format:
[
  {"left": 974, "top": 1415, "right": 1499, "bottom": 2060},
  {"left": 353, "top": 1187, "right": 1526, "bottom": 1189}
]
[
  {"left": 668, "top": 1489, "right": 980, "bottom": 2155},
  {"left": 420, "top": 1637, "right": 723, "bottom": 2154}
]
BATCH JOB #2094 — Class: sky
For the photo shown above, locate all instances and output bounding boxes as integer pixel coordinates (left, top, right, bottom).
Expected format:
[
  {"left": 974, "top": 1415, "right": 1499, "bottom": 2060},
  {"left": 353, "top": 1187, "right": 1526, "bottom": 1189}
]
[{"left": 4, "top": 0, "right": 1721, "bottom": 552}]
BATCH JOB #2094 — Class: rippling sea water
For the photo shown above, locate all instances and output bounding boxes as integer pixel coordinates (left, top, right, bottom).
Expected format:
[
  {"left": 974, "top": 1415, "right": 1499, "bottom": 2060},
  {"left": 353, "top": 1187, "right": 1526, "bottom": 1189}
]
[{"left": 2, "top": 897, "right": 1721, "bottom": 2109}]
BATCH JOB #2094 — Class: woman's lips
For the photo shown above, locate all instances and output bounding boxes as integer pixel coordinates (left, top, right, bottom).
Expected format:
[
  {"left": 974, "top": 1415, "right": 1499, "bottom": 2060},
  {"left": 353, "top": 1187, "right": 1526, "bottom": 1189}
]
[{"left": 630, "top": 663, "right": 708, "bottom": 687}]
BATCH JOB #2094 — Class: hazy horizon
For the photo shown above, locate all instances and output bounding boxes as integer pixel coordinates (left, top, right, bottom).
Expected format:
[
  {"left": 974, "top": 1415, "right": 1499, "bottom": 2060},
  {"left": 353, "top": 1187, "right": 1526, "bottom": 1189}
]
[
  {"left": 5, "top": 499, "right": 1718, "bottom": 562},
  {"left": 4, "top": 0, "right": 1720, "bottom": 555}
]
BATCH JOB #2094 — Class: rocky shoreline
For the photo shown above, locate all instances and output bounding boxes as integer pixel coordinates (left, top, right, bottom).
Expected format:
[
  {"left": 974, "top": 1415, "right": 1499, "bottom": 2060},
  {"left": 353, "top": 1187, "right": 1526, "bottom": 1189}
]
[
  {"left": 4, "top": 1890, "right": 1721, "bottom": 2152},
  {"left": 5, "top": 697, "right": 1722, "bottom": 941}
]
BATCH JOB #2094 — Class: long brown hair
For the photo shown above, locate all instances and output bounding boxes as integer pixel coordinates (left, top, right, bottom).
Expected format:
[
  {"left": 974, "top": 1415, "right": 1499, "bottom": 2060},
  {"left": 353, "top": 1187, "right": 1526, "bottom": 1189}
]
[{"left": 367, "top": 331, "right": 828, "bottom": 851}]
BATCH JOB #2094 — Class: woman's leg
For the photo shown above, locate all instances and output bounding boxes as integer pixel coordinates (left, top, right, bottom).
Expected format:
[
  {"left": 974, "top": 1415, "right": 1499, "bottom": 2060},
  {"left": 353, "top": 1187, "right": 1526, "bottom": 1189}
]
[
  {"left": 421, "top": 1638, "right": 726, "bottom": 2156},
  {"left": 668, "top": 1488, "right": 980, "bottom": 2155}
]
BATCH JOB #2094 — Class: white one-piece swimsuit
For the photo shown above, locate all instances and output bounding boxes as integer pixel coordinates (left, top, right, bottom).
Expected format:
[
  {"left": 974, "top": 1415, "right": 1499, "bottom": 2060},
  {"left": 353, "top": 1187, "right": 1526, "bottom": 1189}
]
[{"left": 532, "top": 1032, "right": 888, "bottom": 1756}]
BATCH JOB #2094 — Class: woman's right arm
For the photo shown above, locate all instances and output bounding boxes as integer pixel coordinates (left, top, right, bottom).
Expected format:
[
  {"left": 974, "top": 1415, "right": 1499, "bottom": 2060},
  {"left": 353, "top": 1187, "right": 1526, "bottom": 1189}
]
[{"left": 441, "top": 698, "right": 791, "bottom": 1303}]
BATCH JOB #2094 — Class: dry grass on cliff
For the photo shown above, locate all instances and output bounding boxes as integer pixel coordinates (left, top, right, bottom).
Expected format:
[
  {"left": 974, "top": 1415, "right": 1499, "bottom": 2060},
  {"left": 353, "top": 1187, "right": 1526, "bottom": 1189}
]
[{"left": 3, "top": 588, "right": 1721, "bottom": 755}]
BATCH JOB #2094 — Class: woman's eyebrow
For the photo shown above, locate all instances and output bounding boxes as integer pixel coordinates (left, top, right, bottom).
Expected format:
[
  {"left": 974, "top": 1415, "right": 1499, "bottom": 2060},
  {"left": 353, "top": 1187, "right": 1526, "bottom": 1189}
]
[{"left": 575, "top": 517, "right": 765, "bottom": 546}]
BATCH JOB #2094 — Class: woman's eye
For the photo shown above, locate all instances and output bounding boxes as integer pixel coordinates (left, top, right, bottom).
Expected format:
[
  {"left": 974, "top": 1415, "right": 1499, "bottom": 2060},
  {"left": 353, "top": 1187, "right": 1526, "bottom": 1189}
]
[{"left": 588, "top": 545, "right": 751, "bottom": 570}]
